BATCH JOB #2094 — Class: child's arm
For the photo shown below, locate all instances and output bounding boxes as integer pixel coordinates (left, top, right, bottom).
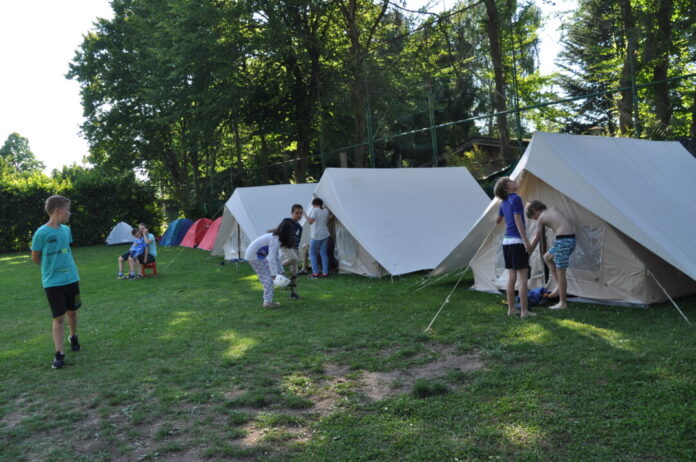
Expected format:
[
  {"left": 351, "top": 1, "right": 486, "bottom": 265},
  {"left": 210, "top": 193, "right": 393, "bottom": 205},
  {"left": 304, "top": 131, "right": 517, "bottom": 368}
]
[
  {"left": 514, "top": 214, "right": 530, "bottom": 250},
  {"left": 31, "top": 251, "right": 41, "bottom": 265},
  {"left": 528, "top": 222, "right": 544, "bottom": 254},
  {"left": 303, "top": 210, "right": 316, "bottom": 225}
]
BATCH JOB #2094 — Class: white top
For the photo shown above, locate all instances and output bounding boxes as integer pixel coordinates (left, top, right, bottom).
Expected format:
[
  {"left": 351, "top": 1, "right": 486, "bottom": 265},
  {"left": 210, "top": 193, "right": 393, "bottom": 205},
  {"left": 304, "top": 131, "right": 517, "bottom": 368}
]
[
  {"left": 309, "top": 207, "right": 330, "bottom": 240},
  {"left": 244, "top": 232, "right": 283, "bottom": 276}
]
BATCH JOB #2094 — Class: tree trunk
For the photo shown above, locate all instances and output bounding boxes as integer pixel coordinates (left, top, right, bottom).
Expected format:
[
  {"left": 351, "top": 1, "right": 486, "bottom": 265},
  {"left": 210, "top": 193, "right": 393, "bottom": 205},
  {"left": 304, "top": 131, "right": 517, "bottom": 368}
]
[
  {"left": 484, "top": 0, "right": 511, "bottom": 160},
  {"left": 618, "top": 0, "right": 636, "bottom": 134},
  {"left": 652, "top": 0, "right": 673, "bottom": 137},
  {"left": 259, "top": 132, "right": 269, "bottom": 185}
]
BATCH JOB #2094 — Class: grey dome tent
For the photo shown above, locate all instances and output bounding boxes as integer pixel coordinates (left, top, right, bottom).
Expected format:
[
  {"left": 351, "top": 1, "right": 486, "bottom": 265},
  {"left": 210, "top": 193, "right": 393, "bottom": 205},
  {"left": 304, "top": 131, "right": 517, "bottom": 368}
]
[{"left": 105, "top": 222, "right": 134, "bottom": 245}]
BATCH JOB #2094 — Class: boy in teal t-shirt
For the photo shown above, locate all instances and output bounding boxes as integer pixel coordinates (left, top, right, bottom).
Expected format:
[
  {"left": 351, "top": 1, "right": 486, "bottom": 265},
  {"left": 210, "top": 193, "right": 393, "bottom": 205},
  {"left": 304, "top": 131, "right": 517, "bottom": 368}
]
[{"left": 31, "top": 195, "right": 82, "bottom": 369}]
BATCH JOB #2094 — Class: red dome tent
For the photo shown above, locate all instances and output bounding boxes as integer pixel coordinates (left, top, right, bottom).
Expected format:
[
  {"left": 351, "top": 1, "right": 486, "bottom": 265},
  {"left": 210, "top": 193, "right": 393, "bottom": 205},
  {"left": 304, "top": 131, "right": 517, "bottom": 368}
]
[
  {"left": 180, "top": 218, "right": 213, "bottom": 248},
  {"left": 197, "top": 217, "right": 222, "bottom": 251}
]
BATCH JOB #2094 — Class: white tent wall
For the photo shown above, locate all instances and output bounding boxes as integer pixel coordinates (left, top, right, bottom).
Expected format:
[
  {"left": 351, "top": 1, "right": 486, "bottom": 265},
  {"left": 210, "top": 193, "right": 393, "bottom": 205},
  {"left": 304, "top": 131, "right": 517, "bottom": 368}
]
[
  {"left": 432, "top": 132, "right": 696, "bottom": 305},
  {"left": 211, "top": 184, "right": 316, "bottom": 259},
  {"left": 469, "top": 174, "right": 676, "bottom": 304},
  {"left": 333, "top": 221, "right": 387, "bottom": 277},
  {"left": 313, "top": 167, "right": 490, "bottom": 276}
]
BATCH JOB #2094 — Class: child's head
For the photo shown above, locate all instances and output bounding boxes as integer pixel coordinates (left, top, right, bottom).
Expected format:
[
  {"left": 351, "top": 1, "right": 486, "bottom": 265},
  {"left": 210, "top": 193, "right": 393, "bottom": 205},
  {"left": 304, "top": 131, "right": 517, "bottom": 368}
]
[
  {"left": 132, "top": 228, "right": 142, "bottom": 238},
  {"left": 290, "top": 204, "right": 303, "bottom": 221},
  {"left": 311, "top": 197, "right": 324, "bottom": 208},
  {"left": 493, "top": 177, "right": 517, "bottom": 200},
  {"left": 525, "top": 200, "right": 547, "bottom": 219},
  {"left": 45, "top": 195, "right": 71, "bottom": 222},
  {"left": 272, "top": 219, "right": 296, "bottom": 248}
]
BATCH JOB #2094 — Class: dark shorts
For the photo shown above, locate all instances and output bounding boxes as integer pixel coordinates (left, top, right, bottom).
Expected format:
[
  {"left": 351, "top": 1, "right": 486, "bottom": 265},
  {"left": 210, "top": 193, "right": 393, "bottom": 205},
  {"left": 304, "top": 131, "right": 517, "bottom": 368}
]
[
  {"left": 120, "top": 251, "right": 134, "bottom": 261},
  {"left": 137, "top": 254, "right": 155, "bottom": 264},
  {"left": 503, "top": 243, "right": 530, "bottom": 270},
  {"left": 45, "top": 281, "right": 81, "bottom": 318}
]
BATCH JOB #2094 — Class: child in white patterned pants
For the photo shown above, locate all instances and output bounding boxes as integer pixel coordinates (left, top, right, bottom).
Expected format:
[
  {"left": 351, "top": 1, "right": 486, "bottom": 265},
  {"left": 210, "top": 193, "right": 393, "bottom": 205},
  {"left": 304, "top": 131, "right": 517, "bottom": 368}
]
[
  {"left": 248, "top": 259, "right": 275, "bottom": 305},
  {"left": 244, "top": 221, "right": 296, "bottom": 308}
]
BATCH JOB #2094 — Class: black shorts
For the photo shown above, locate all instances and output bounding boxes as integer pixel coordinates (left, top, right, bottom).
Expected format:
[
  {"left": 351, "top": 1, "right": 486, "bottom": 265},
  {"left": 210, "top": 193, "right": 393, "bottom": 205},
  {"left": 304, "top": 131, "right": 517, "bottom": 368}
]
[
  {"left": 120, "top": 251, "right": 131, "bottom": 261},
  {"left": 45, "top": 282, "right": 81, "bottom": 318},
  {"left": 138, "top": 254, "right": 155, "bottom": 264},
  {"left": 503, "top": 244, "right": 530, "bottom": 270}
]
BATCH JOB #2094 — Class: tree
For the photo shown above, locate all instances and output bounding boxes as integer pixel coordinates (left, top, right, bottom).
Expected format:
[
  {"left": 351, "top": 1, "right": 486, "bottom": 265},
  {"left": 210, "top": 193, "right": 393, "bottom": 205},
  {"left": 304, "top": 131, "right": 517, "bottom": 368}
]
[{"left": 0, "top": 132, "right": 45, "bottom": 173}]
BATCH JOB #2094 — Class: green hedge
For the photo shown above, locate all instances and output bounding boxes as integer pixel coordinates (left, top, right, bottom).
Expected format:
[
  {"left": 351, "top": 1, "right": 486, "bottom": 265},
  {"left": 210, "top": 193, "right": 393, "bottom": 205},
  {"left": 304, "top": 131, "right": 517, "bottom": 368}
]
[{"left": 0, "top": 171, "right": 163, "bottom": 253}]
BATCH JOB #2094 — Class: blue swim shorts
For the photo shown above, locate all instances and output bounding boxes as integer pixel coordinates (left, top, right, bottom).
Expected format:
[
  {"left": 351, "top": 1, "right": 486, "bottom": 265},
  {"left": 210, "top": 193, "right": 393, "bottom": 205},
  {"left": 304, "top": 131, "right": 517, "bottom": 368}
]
[{"left": 549, "top": 235, "right": 576, "bottom": 269}]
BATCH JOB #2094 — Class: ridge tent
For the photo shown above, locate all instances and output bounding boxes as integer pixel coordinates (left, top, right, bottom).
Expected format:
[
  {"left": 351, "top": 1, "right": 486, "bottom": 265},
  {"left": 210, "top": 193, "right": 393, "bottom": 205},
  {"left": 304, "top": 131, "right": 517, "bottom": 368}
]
[
  {"left": 105, "top": 222, "right": 134, "bottom": 245},
  {"left": 211, "top": 183, "right": 316, "bottom": 260},
  {"left": 312, "top": 167, "right": 490, "bottom": 277},
  {"left": 198, "top": 217, "right": 223, "bottom": 251},
  {"left": 160, "top": 218, "right": 194, "bottom": 247},
  {"left": 430, "top": 132, "right": 696, "bottom": 305},
  {"left": 180, "top": 218, "right": 213, "bottom": 248}
]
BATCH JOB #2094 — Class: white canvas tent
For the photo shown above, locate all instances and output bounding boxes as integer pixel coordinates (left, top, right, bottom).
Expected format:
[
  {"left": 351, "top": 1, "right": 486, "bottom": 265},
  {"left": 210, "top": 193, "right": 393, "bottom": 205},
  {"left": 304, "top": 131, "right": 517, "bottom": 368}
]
[
  {"left": 430, "top": 132, "right": 696, "bottom": 305},
  {"left": 211, "top": 184, "right": 316, "bottom": 260},
  {"left": 105, "top": 222, "right": 135, "bottom": 245},
  {"left": 312, "top": 167, "right": 490, "bottom": 277}
]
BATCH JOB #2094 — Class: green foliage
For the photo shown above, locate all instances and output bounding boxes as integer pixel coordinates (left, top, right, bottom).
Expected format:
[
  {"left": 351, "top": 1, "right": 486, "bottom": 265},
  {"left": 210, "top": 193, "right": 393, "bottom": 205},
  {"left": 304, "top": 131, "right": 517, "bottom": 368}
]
[
  {"left": 0, "top": 132, "right": 45, "bottom": 174},
  {"left": 0, "top": 166, "right": 162, "bottom": 253}
]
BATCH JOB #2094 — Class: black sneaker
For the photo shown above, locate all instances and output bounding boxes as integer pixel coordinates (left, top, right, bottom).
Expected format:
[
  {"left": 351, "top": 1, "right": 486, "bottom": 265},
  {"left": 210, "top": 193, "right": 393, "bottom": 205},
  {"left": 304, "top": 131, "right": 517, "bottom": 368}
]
[
  {"left": 52, "top": 352, "right": 65, "bottom": 369},
  {"left": 69, "top": 335, "right": 81, "bottom": 352},
  {"left": 290, "top": 292, "right": 300, "bottom": 300}
]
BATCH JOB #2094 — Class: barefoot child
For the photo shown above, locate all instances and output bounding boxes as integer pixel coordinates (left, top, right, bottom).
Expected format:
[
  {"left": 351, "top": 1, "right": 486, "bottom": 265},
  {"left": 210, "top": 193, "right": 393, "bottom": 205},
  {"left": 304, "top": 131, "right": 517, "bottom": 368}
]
[
  {"left": 494, "top": 177, "right": 535, "bottom": 319},
  {"left": 526, "top": 200, "right": 576, "bottom": 309},
  {"left": 31, "top": 195, "right": 82, "bottom": 369}
]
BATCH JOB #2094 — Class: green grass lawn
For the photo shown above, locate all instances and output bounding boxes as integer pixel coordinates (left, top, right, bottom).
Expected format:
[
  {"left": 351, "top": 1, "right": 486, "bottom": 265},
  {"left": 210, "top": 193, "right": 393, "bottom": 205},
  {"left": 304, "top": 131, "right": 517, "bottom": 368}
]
[{"left": 1, "top": 245, "right": 695, "bottom": 461}]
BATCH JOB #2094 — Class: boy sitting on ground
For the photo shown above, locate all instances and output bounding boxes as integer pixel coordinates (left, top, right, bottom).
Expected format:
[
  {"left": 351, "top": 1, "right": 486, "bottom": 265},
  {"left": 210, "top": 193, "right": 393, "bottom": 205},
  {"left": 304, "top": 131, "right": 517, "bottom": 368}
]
[
  {"left": 526, "top": 200, "right": 576, "bottom": 309},
  {"left": 117, "top": 229, "right": 145, "bottom": 280}
]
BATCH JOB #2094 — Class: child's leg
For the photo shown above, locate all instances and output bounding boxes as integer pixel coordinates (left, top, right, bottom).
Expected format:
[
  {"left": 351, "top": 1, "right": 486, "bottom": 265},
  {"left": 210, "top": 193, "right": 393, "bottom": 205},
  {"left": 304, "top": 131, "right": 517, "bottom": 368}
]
[
  {"left": 249, "top": 260, "right": 274, "bottom": 304},
  {"left": 301, "top": 244, "right": 310, "bottom": 272},
  {"left": 309, "top": 239, "right": 320, "bottom": 275},
  {"left": 318, "top": 238, "right": 329, "bottom": 275},
  {"left": 52, "top": 315, "right": 65, "bottom": 353},
  {"left": 118, "top": 255, "right": 125, "bottom": 274},
  {"left": 544, "top": 252, "right": 560, "bottom": 297},
  {"left": 66, "top": 310, "right": 78, "bottom": 337},
  {"left": 506, "top": 269, "right": 517, "bottom": 315},
  {"left": 556, "top": 268, "right": 568, "bottom": 307},
  {"left": 517, "top": 268, "right": 535, "bottom": 317}
]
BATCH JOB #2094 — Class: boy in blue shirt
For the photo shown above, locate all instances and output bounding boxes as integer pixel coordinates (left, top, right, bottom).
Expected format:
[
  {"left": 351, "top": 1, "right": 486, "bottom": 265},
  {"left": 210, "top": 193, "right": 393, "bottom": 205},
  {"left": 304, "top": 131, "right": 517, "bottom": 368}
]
[
  {"left": 31, "top": 195, "right": 82, "bottom": 369},
  {"left": 117, "top": 229, "right": 145, "bottom": 279}
]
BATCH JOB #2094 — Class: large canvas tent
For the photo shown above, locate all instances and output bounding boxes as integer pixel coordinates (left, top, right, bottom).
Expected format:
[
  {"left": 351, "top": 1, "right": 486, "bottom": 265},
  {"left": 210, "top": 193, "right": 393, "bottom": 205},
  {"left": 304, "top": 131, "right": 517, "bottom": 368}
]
[
  {"left": 105, "top": 222, "right": 134, "bottom": 245},
  {"left": 431, "top": 132, "right": 696, "bottom": 305},
  {"left": 211, "top": 184, "right": 316, "bottom": 260},
  {"left": 312, "top": 167, "right": 490, "bottom": 277},
  {"left": 180, "top": 218, "right": 213, "bottom": 248},
  {"left": 160, "top": 218, "right": 194, "bottom": 246}
]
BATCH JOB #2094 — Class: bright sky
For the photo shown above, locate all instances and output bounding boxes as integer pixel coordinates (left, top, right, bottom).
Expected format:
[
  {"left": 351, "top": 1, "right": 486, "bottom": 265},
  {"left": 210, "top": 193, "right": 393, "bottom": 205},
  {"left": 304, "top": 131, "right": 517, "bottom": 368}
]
[{"left": 0, "top": 0, "right": 575, "bottom": 173}]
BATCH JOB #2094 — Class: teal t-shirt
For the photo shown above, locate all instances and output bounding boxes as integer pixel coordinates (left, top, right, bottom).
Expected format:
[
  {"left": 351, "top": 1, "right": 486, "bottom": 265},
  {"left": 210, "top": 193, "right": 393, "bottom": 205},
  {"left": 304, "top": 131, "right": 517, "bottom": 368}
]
[
  {"left": 145, "top": 232, "right": 157, "bottom": 257},
  {"left": 31, "top": 224, "right": 80, "bottom": 288}
]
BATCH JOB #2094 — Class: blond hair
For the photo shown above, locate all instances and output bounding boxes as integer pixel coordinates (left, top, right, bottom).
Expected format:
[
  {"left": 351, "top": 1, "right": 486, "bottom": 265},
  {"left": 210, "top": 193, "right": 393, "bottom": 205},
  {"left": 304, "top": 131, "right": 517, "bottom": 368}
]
[{"left": 45, "top": 195, "right": 70, "bottom": 215}]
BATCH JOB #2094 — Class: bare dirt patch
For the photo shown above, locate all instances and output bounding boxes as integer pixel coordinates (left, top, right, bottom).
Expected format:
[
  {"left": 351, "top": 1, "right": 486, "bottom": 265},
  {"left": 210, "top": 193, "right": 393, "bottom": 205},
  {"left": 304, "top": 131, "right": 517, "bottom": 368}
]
[{"left": 320, "top": 345, "right": 484, "bottom": 402}]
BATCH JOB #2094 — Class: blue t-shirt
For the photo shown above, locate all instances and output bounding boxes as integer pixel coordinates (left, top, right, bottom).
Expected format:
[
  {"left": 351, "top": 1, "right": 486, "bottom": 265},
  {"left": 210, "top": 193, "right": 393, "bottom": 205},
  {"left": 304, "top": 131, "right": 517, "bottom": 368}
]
[
  {"left": 31, "top": 224, "right": 80, "bottom": 288},
  {"left": 498, "top": 193, "right": 526, "bottom": 238},
  {"left": 129, "top": 237, "right": 146, "bottom": 257},
  {"left": 144, "top": 232, "right": 157, "bottom": 257}
]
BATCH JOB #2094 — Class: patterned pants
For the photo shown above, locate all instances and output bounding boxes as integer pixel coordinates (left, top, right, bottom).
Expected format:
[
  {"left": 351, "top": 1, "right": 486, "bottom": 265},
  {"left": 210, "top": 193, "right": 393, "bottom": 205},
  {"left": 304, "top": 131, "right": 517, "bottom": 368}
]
[{"left": 248, "top": 259, "right": 274, "bottom": 304}]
